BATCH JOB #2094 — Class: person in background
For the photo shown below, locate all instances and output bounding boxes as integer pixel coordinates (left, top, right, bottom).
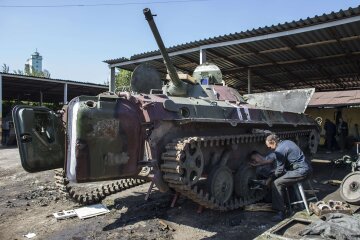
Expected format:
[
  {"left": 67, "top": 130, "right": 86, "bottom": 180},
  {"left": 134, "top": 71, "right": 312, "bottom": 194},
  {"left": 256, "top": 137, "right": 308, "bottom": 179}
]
[
  {"left": 354, "top": 123, "right": 360, "bottom": 141},
  {"left": 337, "top": 117, "right": 349, "bottom": 152},
  {"left": 2, "top": 119, "right": 10, "bottom": 146},
  {"left": 324, "top": 119, "right": 336, "bottom": 153},
  {"left": 265, "top": 134, "right": 312, "bottom": 222}
]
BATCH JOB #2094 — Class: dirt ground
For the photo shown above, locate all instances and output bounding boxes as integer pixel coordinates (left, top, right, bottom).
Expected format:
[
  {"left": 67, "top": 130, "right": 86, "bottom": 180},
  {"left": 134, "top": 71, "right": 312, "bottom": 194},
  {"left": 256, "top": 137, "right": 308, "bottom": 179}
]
[{"left": 0, "top": 147, "right": 350, "bottom": 240}]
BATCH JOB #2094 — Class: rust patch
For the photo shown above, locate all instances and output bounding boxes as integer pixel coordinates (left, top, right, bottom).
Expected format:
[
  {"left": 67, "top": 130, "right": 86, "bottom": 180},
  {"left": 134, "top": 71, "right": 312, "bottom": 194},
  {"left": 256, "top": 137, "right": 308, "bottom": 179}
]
[{"left": 91, "top": 119, "right": 120, "bottom": 138}]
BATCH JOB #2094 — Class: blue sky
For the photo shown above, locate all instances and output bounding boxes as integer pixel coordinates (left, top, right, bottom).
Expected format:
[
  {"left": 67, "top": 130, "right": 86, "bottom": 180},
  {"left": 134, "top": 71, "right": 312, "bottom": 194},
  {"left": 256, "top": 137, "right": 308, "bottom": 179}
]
[{"left": 0, "top": 0, "right": 359, "bottom": 84}]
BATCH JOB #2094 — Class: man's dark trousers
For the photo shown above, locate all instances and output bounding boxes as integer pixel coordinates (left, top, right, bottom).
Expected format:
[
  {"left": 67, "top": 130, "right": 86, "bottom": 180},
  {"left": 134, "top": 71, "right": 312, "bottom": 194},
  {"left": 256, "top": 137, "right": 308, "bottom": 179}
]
[{"left": 271, "top": 170, "right": 308, "bottom": 212}]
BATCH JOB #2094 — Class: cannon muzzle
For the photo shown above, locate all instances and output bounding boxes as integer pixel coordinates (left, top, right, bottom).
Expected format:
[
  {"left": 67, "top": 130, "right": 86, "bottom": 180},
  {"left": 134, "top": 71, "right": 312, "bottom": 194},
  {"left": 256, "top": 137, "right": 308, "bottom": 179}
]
[{"left": 143, "top": 8, "right": 187, "bottom": 96}]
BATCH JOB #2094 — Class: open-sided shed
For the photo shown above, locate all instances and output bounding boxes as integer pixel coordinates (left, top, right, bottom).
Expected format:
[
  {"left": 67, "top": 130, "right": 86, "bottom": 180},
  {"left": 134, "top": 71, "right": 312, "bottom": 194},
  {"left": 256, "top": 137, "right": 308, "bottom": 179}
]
[
  {"left": 105, "top": 6, "right": 360, "bottom": 94},
  {"left": 0, "top": 72, "right": 108, "bottom": 144},
  {"left": 0, "top": 72, "right": 107, "bottom": 104}
]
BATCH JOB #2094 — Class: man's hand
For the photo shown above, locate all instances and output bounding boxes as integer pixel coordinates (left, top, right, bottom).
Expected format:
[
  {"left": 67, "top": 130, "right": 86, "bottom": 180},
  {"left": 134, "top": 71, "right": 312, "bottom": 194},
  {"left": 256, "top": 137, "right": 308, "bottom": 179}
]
[
  {"left": 250, "top": 160, "right": 261, "bottom": 166},
  {"left": 265, "top": 177, "right": 272, "bottom": 187},
  {"left": 250, "top": 157, "right": 263, "bottom": 166}
]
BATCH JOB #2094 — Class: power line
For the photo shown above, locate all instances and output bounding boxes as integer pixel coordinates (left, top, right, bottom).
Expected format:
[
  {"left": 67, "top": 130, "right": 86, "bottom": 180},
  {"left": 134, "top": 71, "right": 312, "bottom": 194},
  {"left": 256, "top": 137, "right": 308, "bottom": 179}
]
[{"left": 0, "top": 0, "right": 213, "bottom": 8}]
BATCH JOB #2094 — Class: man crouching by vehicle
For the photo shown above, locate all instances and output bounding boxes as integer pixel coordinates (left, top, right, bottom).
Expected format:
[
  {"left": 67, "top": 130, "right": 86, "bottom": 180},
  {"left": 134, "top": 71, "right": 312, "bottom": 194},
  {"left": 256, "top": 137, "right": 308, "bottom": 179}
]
[{"left": 264, "top": 134, "right": 312, "bottom": 221}]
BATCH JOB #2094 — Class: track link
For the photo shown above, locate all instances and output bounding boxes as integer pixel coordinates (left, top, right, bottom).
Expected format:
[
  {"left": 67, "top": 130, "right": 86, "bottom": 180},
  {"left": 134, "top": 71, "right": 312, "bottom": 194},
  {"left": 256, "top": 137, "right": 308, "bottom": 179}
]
[
  {"left": 161, "top": 130, "right": 312, "bottom": 211},
  {"left": 54, "top": 169, "right": 148, "bottom": 205}
]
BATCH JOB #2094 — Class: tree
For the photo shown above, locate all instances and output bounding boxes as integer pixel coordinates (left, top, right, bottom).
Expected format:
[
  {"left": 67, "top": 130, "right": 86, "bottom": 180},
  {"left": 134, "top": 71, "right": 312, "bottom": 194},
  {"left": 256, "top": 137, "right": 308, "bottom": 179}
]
[
  {"left": 115, "top": 69, "right": 132, "bottom": 91},
  {"left": 13, "top": 69, "right": 24, "bottom": 75},
  {"left": 1, "top": 63, "right": 9, "bottom": 73},
  {"left": 31, "top": 68, "right": 51, "bottom": 78},
  {"left": 42, "top": 69, "right": 51, "bottom": 78},
  {"left": 15, "top": 66, "right": 51, "bottom": 78}
]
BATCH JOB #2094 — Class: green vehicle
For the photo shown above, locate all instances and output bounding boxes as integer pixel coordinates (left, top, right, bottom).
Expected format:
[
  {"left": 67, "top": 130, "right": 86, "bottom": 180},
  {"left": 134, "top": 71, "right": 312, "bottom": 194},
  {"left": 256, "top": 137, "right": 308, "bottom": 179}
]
[{"left": 12, "top": 8, "right": 321, "bottom": 211}]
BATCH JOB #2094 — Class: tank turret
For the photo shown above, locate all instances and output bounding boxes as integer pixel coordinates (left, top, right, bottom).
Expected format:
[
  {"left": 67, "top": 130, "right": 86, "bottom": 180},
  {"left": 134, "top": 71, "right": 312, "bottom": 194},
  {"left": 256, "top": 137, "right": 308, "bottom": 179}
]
[{"left": 143, "top": 8, "right": 187, "bottom": 96}]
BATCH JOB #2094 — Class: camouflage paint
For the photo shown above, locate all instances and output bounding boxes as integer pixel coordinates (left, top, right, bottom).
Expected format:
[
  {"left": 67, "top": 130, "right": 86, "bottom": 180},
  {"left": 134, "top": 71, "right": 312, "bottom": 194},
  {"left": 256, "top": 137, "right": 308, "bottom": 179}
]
[
  {"left": 12, "top": 105, "right": 65, "bottom": 172},
  {"left": 65, "top": 95, "right": 145, "bottom": 182}
]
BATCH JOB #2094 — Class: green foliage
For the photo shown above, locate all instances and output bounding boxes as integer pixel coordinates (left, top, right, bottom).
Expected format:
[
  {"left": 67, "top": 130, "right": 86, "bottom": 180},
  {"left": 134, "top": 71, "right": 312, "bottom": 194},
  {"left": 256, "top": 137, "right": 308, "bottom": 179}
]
[
  {"left": 3, "top": 63, "right": 50, "bottom": 77},
  {"left": 1, "top": 63, "right": 9, "bottom": 73},
  {"left": 115, "top": 69, "right": 132, "bottom": 90},
  {"left": 24, "top": 66, "right": 51, "bottom": 78},
  {"left": 13, "top": 69, "right": 24, "bottom": 75}
]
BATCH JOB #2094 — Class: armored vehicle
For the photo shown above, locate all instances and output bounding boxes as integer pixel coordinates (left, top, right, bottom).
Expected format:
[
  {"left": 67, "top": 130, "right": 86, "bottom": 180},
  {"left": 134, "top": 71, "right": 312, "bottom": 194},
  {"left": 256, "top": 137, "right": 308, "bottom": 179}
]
[{"left": 12, "top": 8, "right": 320, "bottom": 211}]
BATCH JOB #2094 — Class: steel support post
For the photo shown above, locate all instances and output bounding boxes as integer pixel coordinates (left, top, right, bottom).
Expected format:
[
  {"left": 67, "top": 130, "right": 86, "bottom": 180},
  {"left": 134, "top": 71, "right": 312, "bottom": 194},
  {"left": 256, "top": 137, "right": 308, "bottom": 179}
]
[
  {"left": 64, "top": 83, "right": 68, "bottom": 104},
  {"left": 247, "top": 68, "right": 252, "bottom": 94},
  {"left": 200, "top": 48, "right": 207, "bottom": 64},
  {"left": 40, "top": 91, "right": 43, "bottom": 106},
  {"left": 109, "top": 67, "right": 116, "bottom": 92},
  {"left": 0, "top": 74, "right": 2, "bottom": 145}
]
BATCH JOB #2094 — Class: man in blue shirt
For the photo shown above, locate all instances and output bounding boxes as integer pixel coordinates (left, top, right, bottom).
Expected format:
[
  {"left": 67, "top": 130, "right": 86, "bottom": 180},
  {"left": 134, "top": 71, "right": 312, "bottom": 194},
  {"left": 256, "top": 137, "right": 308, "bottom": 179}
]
[
  {"left": 250, "top": 134, "right": 312, "bottom": 221},
  {"left": 265, "top": 134, "right": 312, "bottom": 221}
]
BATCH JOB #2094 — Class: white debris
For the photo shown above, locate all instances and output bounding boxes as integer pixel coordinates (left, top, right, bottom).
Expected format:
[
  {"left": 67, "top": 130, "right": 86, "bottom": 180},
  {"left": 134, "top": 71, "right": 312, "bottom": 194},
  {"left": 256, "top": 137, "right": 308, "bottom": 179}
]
[
  {"left": 74, "top": 204, "right": 110, "bottom": 219},
  {"left": 53, "top": 204, "right": 110, "bottom": 220},
  {"left": 53, "top": 210, "right": 77, "bottom": 220},
  {"left": 23, "top": 232, "right": 36, "bottom": 238}
]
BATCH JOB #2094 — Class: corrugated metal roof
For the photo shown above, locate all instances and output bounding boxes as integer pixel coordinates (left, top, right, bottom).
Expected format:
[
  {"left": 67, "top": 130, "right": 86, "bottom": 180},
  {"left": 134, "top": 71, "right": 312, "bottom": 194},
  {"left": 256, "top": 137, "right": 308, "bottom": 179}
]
[
  {"left": 104, "top": 5, "right": 360, "bottom": 94},
  {"left": 309, "top": 89, "right": 360, "bottom": 107},
  {"left": 0, "top": 72, "right": 107, "bottom": 88},
  {"left": 104, "top": 5, "right": 360, "bottom": 64},
  {"left": 0, "top": 72, "right": 108, "bottom": 103}
]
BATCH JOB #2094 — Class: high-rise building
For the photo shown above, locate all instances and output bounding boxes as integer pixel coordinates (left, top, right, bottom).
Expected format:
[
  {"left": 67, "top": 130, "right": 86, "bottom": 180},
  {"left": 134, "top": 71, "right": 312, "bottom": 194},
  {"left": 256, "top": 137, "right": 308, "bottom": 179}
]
[{"left": 25, "top": 50, "right": 42, "bottom": 73}]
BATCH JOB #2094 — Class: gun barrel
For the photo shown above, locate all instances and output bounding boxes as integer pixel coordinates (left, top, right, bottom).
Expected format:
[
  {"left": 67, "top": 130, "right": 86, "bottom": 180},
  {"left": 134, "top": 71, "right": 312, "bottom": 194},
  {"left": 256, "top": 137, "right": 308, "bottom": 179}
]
[{"left": 143, "top": 8, "right": 183, "bottom": 88}]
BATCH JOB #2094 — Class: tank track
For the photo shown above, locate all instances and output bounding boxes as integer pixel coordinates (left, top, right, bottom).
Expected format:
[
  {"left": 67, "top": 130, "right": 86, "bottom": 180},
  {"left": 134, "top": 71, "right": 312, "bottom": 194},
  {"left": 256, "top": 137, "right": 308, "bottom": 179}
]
[
  {"left": 161, "top": 130, "right": 312, "bottom": 211},
  {"left": 54, "top": 169, "right": 148, "bottom": 205}
]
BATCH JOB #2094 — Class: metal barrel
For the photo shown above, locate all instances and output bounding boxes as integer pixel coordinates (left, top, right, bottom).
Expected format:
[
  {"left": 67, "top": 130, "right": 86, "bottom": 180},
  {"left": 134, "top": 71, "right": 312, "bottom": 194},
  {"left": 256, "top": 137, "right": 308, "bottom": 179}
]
[{"left": 143, "top": 8, "right": 183, "bottom": 89}]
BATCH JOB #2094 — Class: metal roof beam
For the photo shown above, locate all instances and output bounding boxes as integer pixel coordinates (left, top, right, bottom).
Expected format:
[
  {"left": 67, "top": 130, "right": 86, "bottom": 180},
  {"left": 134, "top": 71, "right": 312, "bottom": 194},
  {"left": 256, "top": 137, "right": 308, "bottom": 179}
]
[
  {"left": 291, "top": 74, "right": 360, "bottom": 91},
  {"left": 225, "top": 78, "right": 242, "bottom": 90},
  {"left": 240, "top": 43, "right": 316, "bottom": 88},
  {"left": 177, "top": 54, "right": 197, "bottom": 63},
  {"left": 206, "top": 48, "right": 286, "bottom": 89},
  {"left": 109, "top": 15, "right": 360, "bottom": 68},
  {"left": 223, "top": 51, "right": 360, "bottom": 74},
  {"left": 232, "top": 78, "right": 271, "bottom": 92},
  {"left": 206, "top": 49, "right": 242, "bottom": 67},
  {"left": 280, "top": 36, "right": 345, "bottom": 89},
  {"left": 152, "top": 59, "right": 191, "bottom": 74},
  {"left": 1, "top": 73, "right": 107, "bottom": 89},
  {"left": 174, "top": 55, "right": 199, "bottom": 68},
  {"left": 226, "top": 35, "right": 360, "bottom": 58},
  {"left": 326, "top": 28, "right": 352, "bottom": 56},
  {"left": 223, "top": 75, "right": 271, "bottom": 92},
  {"left": 305, "top": 72, "right": 360, "bottom": 81},
  {"left": 279, "top": 37, "right": 330, "bottom": 72},
  {"left": 110, "top": 48, "right": 200, "bottom": 68}
]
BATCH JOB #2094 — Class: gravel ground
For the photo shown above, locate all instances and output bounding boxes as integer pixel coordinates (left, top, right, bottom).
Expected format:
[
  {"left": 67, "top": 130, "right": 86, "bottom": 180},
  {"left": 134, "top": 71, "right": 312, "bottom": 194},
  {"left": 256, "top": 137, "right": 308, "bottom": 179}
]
[{"left": 0, "top": 147, "right": 346, "bottom": 240}]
